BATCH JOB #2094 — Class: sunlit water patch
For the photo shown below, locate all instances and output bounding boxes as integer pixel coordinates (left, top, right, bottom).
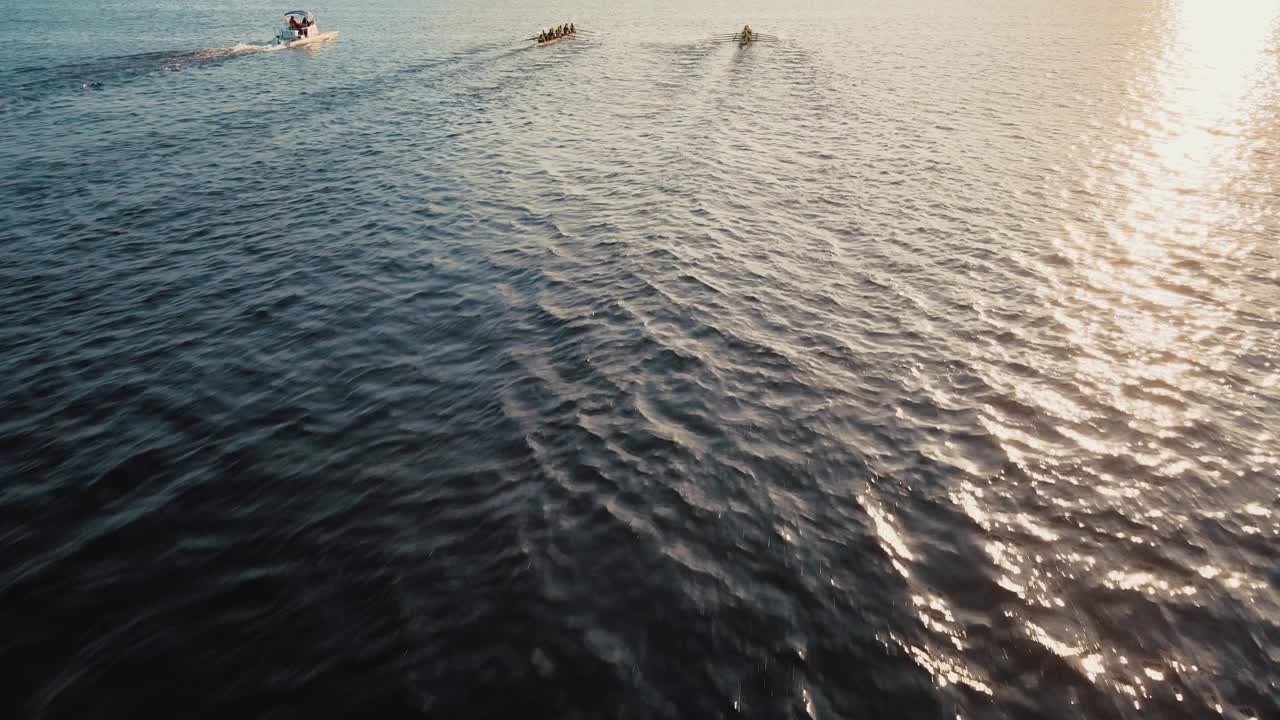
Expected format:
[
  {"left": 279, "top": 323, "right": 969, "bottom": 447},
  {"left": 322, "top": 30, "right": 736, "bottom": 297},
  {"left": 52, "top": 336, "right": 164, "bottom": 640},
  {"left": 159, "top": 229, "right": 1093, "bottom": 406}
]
[{"left": 1, "top": 0, "right": 1277, "bottom": 718}]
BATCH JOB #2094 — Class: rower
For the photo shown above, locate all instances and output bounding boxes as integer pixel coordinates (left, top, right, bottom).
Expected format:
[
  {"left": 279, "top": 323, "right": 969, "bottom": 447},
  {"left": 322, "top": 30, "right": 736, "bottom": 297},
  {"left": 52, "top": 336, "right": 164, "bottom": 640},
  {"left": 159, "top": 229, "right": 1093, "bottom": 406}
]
[{"left": 569, "top": 23, "right": 575, "bottom": 33}]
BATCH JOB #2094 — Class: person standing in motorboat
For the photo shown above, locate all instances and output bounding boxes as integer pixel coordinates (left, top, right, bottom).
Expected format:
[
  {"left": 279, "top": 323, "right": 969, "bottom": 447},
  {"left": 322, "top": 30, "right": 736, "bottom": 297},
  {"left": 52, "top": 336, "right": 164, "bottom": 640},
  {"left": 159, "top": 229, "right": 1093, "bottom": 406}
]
[{"left": 289, "top": 14, "right": 302, "bottom": 38}]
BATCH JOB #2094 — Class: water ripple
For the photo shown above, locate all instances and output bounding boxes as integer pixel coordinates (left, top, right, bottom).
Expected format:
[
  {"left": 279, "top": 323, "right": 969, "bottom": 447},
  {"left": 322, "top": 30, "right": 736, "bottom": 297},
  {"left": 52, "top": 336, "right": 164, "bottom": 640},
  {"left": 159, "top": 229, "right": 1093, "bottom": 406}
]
[{"left": 2, "top": 0, "right": 1279, "bottom": 718}]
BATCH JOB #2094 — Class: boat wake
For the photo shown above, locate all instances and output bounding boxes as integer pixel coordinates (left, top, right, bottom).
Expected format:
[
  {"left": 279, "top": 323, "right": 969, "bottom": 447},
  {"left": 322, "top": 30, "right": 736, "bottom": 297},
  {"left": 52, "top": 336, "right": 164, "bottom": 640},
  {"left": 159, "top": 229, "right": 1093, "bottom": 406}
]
[
  {"left": 177, "top": 42, "right": 285, "bottom": 63},
  {"left": 1, "top": 43, "right": 283, "bottom": 107}
]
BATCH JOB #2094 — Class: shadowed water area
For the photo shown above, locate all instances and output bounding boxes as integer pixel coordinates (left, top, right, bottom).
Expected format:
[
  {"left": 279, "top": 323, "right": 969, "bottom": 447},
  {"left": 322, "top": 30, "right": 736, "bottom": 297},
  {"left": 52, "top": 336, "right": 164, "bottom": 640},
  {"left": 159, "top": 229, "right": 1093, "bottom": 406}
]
[{"left": 1, "top": 0, "right": 1278, "bottom": 718}]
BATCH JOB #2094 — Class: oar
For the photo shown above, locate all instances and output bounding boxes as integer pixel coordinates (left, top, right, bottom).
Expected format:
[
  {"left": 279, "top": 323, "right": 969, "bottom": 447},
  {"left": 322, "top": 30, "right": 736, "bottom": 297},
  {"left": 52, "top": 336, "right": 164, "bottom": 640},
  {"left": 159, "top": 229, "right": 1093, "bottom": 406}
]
[{"left": 713, "top": 33, "right": 775, "bottom": 40}]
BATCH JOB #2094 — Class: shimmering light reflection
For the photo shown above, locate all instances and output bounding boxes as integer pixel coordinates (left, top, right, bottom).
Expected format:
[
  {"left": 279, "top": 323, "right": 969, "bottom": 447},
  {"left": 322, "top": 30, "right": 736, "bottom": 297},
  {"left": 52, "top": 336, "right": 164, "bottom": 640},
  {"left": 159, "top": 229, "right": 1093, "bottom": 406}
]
[
  {"left": 1012, "top": 0, "right": 1280, "bottom": 703},
  {"left": 860, "top": 494, "right": 914, "bottom": 580},
  {"left": 1054, "top": 2, "right": 1275, "bottom": 461},
  {"left": 888, "top": 632, "right": 995, "bottom": 697},
  {"left": 863, "top": 495, "right": 996, "bottom": 695},
  {"left": 1064, "top": 0, "right": 1278, "bottom": 399}
]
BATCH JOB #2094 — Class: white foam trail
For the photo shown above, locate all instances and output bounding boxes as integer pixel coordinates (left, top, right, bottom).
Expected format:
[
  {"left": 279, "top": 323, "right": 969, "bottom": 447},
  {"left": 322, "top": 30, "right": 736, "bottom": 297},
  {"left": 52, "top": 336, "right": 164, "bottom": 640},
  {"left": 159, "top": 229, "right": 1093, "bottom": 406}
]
[
  {"left": 229, "top": 42, "right": 285, "bottom": 53},
  {"left": 196, "top": 42, "right": 282, "bottom": 59}
]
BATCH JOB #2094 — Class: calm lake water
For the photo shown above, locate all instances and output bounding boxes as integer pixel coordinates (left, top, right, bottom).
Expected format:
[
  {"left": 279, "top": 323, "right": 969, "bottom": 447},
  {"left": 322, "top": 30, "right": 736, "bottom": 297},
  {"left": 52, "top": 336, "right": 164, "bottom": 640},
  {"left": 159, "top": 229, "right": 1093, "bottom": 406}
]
[{"left": 2, "top": 0, "right": 1278, "bottom": 718}]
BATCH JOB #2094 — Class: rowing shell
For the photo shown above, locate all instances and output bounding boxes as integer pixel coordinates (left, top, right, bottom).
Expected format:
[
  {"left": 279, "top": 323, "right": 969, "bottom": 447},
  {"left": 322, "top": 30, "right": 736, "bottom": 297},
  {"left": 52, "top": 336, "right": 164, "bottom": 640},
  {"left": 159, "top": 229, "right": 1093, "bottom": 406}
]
[{"left": 537, "top": 32, "right": 575, "bottom": 46}]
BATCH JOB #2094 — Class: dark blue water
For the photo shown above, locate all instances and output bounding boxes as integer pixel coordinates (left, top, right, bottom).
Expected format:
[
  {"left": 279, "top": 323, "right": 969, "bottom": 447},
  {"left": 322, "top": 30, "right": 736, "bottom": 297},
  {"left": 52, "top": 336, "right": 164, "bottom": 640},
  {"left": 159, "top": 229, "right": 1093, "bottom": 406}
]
[{"left": 2, "top": 0, "right": 1278, "bottom": 718}]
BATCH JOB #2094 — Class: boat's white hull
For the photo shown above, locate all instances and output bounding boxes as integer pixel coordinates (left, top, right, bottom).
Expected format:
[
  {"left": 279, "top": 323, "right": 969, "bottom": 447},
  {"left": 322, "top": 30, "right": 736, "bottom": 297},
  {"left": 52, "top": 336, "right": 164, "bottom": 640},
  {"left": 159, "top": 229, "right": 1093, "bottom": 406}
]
[{"left": 278, "top": 31, "right": 338, "bottom": 48}]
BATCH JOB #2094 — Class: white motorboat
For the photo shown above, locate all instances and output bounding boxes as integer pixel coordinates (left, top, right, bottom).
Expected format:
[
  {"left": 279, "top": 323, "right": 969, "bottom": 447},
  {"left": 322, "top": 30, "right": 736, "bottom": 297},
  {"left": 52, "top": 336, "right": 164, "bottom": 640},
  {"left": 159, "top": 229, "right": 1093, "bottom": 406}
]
[{"left": 273, "top": 10, "right": 338, "bottom": 48}]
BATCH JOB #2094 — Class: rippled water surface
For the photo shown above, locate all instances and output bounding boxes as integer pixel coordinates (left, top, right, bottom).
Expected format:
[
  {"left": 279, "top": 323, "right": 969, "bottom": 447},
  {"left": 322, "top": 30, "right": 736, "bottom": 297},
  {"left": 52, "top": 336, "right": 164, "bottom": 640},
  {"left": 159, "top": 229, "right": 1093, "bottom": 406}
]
[{"left": 2, "top": 0, "right": 1278, "bottom": 717}]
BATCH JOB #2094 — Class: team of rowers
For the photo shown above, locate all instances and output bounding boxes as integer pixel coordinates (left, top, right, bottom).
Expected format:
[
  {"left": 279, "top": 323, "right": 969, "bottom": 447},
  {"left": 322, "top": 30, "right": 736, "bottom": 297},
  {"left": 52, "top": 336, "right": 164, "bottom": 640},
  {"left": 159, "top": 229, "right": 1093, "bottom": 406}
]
[
  {"left": 534, "top": 23, "right": 757, "bottom": 45},
  {"left": 537, "top": 23, "right": 576, "bottom": 42}
]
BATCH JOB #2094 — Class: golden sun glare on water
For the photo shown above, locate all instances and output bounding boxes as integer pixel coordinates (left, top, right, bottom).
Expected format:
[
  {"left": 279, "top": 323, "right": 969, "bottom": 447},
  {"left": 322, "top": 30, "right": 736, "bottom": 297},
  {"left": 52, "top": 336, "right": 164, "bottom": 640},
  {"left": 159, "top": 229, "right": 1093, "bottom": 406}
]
[
  {"left": 1046, "top": 0, "right": 1279, "bottom": 706},
  {"left": 1131, "top": 0, "right": 1277, "bottom": 240},
  {"left": 1064, "top": 0, "right": 1278, "bottom": 427},
  {"left": 958, "top": 0, "right": 1280, "bottom": 709}
]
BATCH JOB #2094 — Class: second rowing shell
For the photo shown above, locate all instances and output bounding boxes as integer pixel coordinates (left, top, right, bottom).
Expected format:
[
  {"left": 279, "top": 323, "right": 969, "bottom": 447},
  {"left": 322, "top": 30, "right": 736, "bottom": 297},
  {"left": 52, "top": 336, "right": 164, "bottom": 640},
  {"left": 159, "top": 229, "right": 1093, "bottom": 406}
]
[{"left": 537, "top": 33, "right": 576, "bottom": 47}]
